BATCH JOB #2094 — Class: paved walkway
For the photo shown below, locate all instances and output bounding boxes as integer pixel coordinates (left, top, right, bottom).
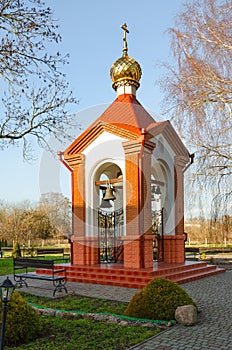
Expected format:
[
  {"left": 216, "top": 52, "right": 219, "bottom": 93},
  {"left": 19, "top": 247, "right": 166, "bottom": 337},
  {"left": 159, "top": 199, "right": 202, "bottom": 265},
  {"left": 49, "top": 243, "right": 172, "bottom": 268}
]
[
  {"left": 130, "top": 271, "right": 232, "bottom": 350},
  {"left": 1, "top": 271, "right": 232, "bottom": 349}
]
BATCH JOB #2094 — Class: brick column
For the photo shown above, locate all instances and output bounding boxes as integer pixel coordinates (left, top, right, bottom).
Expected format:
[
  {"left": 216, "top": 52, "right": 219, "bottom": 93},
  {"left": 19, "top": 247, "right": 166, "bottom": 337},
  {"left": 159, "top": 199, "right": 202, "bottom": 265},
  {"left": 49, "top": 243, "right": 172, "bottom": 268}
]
[
  {"left": 157, "top": 155, "right": 189, "bottom": 264},
  {"left": 122, "top": 138, "right": 156, "bottom": 269},
  {"left": 174, "top": 155, "right": 187, "bottom": 236},
  {"left": 65, "top": 154, "right": 90, "bottom": 265}
]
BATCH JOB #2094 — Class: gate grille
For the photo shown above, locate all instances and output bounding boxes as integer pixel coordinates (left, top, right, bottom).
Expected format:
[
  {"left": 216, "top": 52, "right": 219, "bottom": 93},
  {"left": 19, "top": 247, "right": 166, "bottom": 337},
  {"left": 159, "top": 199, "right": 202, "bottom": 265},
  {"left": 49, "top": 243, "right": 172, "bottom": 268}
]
[
  {"left": 98, "top": 208, "right": 124, "bottom": 263},
  {"left": 152, "top": 208, "right": 166, "bottom": 261}
]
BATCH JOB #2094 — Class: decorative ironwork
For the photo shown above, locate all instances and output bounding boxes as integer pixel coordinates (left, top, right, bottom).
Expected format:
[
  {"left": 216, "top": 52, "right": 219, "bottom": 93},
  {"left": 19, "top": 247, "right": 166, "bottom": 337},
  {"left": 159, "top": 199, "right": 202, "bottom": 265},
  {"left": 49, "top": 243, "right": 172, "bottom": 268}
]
[
  {"left": 98, "top": 208, "right": 124, "bottom": 263},
  {"left": 152, "top": 209, "right": 162, "bottom": 235},
  {"left": 152, "top": 208, "right": 166, "bottom": 261}
]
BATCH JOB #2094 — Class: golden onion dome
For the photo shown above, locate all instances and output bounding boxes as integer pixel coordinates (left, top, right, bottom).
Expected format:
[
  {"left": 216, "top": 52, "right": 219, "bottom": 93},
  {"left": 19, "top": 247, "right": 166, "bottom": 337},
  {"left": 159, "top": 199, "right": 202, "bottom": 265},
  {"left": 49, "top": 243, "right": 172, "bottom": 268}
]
[
  {"left": 110, "top": 23, "right": 142, "bottom": 91},
  {"left": 110, "top": 55, "right": 142, "bottom": 90}
]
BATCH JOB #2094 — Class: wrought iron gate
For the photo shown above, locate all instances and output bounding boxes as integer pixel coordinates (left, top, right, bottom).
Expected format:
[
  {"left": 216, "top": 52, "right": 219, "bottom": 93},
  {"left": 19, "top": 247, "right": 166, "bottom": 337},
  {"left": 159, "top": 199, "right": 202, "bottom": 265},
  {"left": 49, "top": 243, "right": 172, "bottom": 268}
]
[
  {"left": 98, "top": 208, "right": 124, "bottom": 263},
  {"left": 152, "top": 208, "right": 165, "bottom": 261}
]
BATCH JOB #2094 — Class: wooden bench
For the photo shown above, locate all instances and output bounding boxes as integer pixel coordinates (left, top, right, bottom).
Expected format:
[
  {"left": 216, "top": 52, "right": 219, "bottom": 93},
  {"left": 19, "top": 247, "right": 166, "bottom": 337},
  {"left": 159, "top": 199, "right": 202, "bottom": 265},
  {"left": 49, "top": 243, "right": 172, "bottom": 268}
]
[
  {"left": 36, "top": 248, "right": 70, "bottom": 262},
  {"left": 185, "top": 247, "right": 201, "bottom": 260},
  {"left": 13, "top": 258, "right": 68, "bottom": 297}
]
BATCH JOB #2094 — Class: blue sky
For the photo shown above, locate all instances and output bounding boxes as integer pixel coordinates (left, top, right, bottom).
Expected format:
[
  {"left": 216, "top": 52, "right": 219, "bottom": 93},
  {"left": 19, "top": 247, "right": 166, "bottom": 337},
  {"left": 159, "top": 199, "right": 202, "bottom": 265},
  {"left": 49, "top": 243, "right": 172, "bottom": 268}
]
[{"left": 0, "top": 0, "right": 186, "bottom": 204}]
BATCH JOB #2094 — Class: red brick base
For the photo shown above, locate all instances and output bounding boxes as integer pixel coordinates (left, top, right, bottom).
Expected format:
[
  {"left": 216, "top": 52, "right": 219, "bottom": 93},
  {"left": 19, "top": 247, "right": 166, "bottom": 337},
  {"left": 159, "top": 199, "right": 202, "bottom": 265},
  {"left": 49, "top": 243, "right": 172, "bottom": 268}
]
[
  {"left": 157, "top": 235, "right": 185, "bottom": 263},
  {"left": 122, "top": 234, "right": 154, "bottom": 269},
  {"left": 71, "top": 234, "right": 185, "bottom": 266},
  {"left": 72, "top": 237, "right": 98, "bottom": 265}
]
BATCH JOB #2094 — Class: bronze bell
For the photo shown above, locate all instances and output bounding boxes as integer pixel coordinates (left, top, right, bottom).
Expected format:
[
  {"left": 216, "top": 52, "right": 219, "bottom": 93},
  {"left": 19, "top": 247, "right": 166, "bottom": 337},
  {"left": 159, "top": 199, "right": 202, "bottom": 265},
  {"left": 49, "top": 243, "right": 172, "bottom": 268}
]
[
  {"left": 100, "top": 198, "right": 113, "bottom": 208},
  {"left": 103, "top": 186, "right": 116, "bottom": 201},
  {"left": 100, "top": 190, "right": 113, "bottom": 208}
]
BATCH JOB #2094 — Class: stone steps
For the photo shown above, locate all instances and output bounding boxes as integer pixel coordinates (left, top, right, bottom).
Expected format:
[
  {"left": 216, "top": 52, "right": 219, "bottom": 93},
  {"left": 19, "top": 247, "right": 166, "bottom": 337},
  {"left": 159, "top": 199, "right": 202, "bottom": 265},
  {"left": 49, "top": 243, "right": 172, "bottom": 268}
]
[{"left": 36, "top": 261, "right": 226, "bottom": 289}]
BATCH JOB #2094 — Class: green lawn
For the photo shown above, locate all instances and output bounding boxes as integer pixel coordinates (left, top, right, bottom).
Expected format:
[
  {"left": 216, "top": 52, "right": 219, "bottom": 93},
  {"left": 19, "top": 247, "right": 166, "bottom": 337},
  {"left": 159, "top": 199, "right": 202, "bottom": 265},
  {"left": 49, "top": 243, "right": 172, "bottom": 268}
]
[
  {"left": 0, "top": 257, "right": 13, "bottom": 275},
  {"left": 23, "top": 293, "right": 128, "bottom": 315},
  {"left": 5, "top": 316, "right": 158, "bottom": 350}
]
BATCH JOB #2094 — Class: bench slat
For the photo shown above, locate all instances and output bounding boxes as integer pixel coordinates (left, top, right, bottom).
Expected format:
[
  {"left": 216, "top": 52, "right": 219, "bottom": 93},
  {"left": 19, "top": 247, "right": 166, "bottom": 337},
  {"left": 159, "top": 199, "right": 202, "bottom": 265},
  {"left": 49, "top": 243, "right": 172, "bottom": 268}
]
[
  {"left": 35, "top": 248, "right": 70, "bottom": 262},
  {"left": 185, "top": 247, "right": 200, "bottom": 253},
  {"left": 15, "top": 273, "right": 65, "bottom": 281},
  {"left": 14, "top": 258, "right": 55, "bottom": 269},
  {"left": 37, "top": 248, "right": 65, "bottom": 255}
]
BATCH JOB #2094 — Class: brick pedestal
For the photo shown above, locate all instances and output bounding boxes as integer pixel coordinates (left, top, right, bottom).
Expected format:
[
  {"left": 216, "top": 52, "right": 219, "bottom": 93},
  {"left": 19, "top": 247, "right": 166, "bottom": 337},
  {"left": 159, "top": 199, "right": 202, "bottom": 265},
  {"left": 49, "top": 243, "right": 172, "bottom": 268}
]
[
  {"left": 157, "top": 235, "right": 185, "bottom": 263},
  {"left": 71, "top": 237, "right": 99, "bottom": 265},
  {"left": 122, "top": 234, "right": 153, "bottom": 269}
]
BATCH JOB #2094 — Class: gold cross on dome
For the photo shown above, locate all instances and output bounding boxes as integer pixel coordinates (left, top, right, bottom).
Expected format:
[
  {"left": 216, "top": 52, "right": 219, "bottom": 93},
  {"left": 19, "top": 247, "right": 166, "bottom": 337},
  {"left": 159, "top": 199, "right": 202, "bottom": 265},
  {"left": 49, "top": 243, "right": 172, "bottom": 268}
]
[{"left": 121, "top": 23, "right": 129, "bottom": 56}]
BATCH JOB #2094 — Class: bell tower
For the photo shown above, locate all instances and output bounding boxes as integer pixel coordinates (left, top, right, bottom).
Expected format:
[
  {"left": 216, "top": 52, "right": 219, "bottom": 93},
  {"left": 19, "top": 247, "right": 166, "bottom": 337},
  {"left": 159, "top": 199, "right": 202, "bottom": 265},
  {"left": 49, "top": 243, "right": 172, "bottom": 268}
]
[{"left": 62, "top": 24, "right": 191, "bottom": 268}]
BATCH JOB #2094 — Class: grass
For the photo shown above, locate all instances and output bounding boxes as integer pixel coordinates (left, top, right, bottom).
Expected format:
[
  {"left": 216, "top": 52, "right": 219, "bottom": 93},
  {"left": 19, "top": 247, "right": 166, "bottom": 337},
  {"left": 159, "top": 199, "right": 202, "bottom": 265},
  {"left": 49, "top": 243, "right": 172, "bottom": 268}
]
[
  {"left": 5, "top": 317, "right": 158, "bottom": 350},
  {"left": 0, "top": 257, "right": 13, "bottom": 275},
  {"left": 4, "top": 293, "right": 162, "bottom": 350},
  {"left": 22, "top": 293, "right": 128, "bottom": 315}
]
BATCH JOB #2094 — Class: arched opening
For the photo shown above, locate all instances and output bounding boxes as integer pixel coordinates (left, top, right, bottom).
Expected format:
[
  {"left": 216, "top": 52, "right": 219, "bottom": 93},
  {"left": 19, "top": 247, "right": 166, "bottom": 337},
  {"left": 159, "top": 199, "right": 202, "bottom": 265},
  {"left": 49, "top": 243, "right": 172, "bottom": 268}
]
[
  {"left": 151, "top": 159, "right": 174, "bottom": 234},
  {"left": 90, "top": 161, "right": 124, "bottom": 263},
  {"left": 151, "top": 159, "right": 175, "bottom": 261},
  {"left": 94, "top": 162, "right": 123, "bottom": 212}
]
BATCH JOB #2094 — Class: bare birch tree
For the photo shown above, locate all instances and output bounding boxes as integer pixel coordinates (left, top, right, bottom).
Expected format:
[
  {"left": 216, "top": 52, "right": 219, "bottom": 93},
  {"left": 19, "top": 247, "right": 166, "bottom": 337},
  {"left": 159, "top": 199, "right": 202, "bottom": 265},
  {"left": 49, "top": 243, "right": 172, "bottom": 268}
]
[
  {"left": 161, "top": 0, "right": 232, "bottom": 214},
  {"left": 0, "top": 0, "right": 76, "bottom": 158}
]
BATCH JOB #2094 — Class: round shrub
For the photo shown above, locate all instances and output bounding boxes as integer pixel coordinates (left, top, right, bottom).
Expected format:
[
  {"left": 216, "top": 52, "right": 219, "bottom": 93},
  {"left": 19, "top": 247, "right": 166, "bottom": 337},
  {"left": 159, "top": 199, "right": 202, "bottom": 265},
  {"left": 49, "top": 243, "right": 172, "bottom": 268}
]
[
  {"left": 125, "top": 278, "right": 196, "bottom": 321},
  {"left": 0, "top": 290, "right": 40, "bottom": 346}
]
